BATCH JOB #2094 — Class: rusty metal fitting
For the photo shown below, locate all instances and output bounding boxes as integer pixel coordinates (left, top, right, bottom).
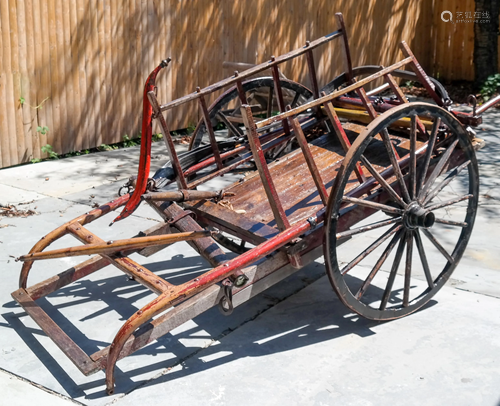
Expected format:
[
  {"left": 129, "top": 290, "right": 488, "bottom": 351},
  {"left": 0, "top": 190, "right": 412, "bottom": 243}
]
[
  {"left": 232, "top": 270, "right": 249, "bottom": 288},
  {"left": 307, "top": 216, "right": 317, "bottom": 229},
  {"left": 146, "top": 178, "right": 157, "bottom": 192},
  {"left": 467, "top": 94, "right": 477, "bottom": 117},
  {"left": 118, "top": 176, "right": 137, "bottom": 196},
  {"left": 218, "top": 278, "right": 234, "bottom": 315},
  {"left": 167, "top": 210, "right": 196, "bottom": 225},
  {"left": 180, "top": 189, "right": 190, "bottom": 202},
  {"left": 160, "top": 57, "right": 171, "bottom": 68}
]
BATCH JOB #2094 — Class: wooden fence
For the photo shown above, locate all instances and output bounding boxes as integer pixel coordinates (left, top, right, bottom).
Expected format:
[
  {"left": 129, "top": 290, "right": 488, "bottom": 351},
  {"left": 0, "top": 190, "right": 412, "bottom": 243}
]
[{"left": 0, "top": 0, "right": 497, "bottom": 168}]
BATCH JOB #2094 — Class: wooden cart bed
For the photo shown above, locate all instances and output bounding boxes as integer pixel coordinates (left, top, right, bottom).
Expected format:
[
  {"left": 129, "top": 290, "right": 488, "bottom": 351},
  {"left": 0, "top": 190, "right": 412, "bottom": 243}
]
[{"left": 185, "top": 124, "right": 421, "bottom": 244}]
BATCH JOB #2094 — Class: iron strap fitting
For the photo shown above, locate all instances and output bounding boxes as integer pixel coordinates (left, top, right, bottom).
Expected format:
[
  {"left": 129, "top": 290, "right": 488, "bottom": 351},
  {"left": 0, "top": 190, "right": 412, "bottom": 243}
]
[
  {"left": 218, "top": 278, "right": 234, "bottom": 316},
  {"left": 167, "top": 210, "right": 196, "bottom": 225},
  {"left": 180, "top": 189, "right": 190, "bottom": 202}
]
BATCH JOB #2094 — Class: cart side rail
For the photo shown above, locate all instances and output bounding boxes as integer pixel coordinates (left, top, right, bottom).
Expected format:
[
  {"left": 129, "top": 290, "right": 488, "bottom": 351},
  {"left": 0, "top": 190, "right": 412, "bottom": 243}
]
[{"left": 157, "top": 29, "right": 342, "bottom": 112}]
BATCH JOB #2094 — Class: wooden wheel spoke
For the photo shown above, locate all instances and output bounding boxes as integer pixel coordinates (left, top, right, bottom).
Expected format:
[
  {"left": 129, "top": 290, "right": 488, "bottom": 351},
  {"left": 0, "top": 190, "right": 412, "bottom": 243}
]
[
  {"left": 421, "top": 228, "right": 453, "bottom": 263},
  {"left": 419, "top": 139, "right": 459, "bottom": 200},
  {"left": 290, "top": 90, "right": 302, "bottom": 108},
  {"left": 414, "top": 229, "right": 434, "bottom": 289},
  {"left": 381, "top": 128, "right": 411, "bottom": 203},
  {"left": 434, "top": 218, "right": 468, "bottom": 228},
  {"left": 425, "top": 194, "right": 473, "bottom": 212},
  {"left": 216, "top": 111, "right": 244, "bottom": 137},
  {"left": 342, "top": 196, "right": 404, "bottom": 215},
  {"left": 266, "top": 86, "right": 274, "bottom": 118},
  {"left": 336, "top": 217, "right": 402, "bottom": 240},
  {"left": 403, "top": 231, "right": 413, "bottom": 307},
  {"left": 417, "top": 117, "right": 440, "bottom": 195},
  {"left": 380, "top": 231, "right": 407, "bottom": 310},
  {"left": 360, "top": 155, "right": 407, "bottom": 208},
  {"left": 409, "top": 115, "right": 417, "bottom": 199},
  {"left": 325, "top": 103, "right": 478, "bottom": 321},
  {"left": 422, "top": 160, "right": 470, "bottom": 206},
  {"left": 342, "top": 224, "right": 403, "bottom": 275},
  {"left": 355, "top": 228, "right": 404, "bottom": 299}
]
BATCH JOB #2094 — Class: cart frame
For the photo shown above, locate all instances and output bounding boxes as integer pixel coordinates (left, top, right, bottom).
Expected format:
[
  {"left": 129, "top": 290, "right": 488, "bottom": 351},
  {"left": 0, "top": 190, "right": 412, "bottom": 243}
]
[{"left": 11, "top": 13, "right": 497, "bottom": 395}]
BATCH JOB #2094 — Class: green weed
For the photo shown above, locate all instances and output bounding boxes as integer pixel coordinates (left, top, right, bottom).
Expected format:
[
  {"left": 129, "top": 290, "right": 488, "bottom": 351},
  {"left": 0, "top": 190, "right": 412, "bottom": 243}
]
[{"left": 480, "top": 73, "right": 500, "bottom": 101}]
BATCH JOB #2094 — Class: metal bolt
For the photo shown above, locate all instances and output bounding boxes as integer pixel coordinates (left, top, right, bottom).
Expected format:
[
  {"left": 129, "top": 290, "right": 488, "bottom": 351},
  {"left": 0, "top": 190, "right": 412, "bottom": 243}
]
[{"left": 234, "top": 274, "right": 249, "bottom": 287}]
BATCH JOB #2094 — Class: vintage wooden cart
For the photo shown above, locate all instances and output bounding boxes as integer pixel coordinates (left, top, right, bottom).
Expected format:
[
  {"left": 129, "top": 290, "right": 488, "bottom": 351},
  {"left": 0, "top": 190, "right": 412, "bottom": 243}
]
[{"left": 12, "top": 13, "right": 498, "bottom": 394}]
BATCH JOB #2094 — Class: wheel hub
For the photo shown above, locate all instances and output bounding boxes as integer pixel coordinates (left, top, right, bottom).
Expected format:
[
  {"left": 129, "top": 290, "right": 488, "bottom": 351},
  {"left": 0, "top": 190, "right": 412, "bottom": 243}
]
[{"left": 403, "top": 202, "right": 435, "bottom": 230}]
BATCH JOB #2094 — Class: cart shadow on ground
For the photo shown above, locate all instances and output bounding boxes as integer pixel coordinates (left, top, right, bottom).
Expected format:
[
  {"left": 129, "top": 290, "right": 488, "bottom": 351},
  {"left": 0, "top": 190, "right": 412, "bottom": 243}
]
[{"left": 1, "top": 252, "right": 438, "bottom": 400}]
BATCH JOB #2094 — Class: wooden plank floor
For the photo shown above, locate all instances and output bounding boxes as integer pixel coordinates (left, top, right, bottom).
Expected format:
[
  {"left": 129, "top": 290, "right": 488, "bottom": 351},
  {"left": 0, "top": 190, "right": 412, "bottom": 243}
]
[{"left": 224, "top": 125, "right": 415, "bottom": 228}]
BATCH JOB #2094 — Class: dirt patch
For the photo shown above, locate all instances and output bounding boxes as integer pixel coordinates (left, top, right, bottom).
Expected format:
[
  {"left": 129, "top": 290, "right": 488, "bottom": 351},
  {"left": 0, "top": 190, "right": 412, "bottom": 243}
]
[
  {"left": 0, "top": 204, "right": 39, "bottom": 218},
  {"left": 173, "top": 135, "right": 192, "bottom": 145}
]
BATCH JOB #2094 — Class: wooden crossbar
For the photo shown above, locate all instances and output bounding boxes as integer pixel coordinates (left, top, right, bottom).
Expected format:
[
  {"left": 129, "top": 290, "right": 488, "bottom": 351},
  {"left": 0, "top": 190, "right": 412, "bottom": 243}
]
[{"left": 67, "top": 223, "right": 172, "bottom": 294}]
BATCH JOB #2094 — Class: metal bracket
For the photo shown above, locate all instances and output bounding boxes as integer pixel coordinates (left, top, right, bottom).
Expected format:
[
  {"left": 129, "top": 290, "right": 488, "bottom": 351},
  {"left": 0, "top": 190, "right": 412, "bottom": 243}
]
[
  {"left": 218, "top": 278, "right": 234, "bottom": 316},
  {"left": 307, "top": 216, "right": 317, "bottom": 229},
  {"left": 467, "top": 94, "right": 477, "bottom": 117}
]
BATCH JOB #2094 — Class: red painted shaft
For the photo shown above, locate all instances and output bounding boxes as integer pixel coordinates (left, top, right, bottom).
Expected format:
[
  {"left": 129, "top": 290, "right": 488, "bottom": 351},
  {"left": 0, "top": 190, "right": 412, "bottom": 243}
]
[{"left": 111, "top": 60, "right": 170, "bottom": 224}]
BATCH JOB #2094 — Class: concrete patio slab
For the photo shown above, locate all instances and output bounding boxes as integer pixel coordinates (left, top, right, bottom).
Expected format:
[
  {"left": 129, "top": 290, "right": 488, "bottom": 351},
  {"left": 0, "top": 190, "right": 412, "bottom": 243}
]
[
  {"left": 1, "top": 107, "right": 499, "bottom": 405},
  {"left": 0, "top": 369, "right": 78, "bottom": 406},
  {"left": 113, "top": 276, "right": 500, "bottom": 406}
]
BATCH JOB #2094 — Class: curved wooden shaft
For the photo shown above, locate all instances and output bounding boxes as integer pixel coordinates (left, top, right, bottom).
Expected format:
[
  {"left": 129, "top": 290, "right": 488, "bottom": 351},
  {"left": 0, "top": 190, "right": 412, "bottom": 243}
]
[
  {"left": 19, "top": 194, "right": 130, "bottom": 289},
  {"left": 105, "top": 213, "right": 317, "bottom": 394}
]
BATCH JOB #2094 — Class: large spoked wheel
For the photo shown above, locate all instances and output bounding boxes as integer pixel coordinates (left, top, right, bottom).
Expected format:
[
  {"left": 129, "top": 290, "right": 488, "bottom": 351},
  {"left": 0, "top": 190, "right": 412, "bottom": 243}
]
[
  {"left": 324, "top": 102, "right": 479, "bottom": 321},
  {"left": 189, "top": 77, "right": 313, "bottom": 150},
  {"left": 320, "top": 65, "right": 451, "bottom": 105}
]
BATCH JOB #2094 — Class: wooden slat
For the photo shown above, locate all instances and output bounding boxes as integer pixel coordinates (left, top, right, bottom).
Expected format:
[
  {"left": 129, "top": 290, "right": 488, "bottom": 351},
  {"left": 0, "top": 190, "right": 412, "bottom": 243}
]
[
  {"left": 26, "top": 256, "right": 110, "bottom": 300},
  {"left": 16, "top": 0, "right": 33, "bottom": 163},
  {"left": 26, "top": 0, "right": 40, "bottom": 161},
  {"left": 3, "top": 1, "right": 17, "bottom": 166},
  {"left": 11, "top": 288, "right": 97, "bottom": 375},
  {"left": 0, "top": 0, "right": 10, "bottom": 167},
  {"left": 37, "top": 0, "right": 51, "bottom": 153},
  {"left": 185, "top": 200, "right": 279, "bottom": 245},
  {"left": 68, "top": 1, "right": 81, "bottom": 153},
  {"left": 10, "top": 0, "right": 26, "bottom": 163},
  {"left": 66, "top": 222, "right": 172, "bottom": 294}
]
